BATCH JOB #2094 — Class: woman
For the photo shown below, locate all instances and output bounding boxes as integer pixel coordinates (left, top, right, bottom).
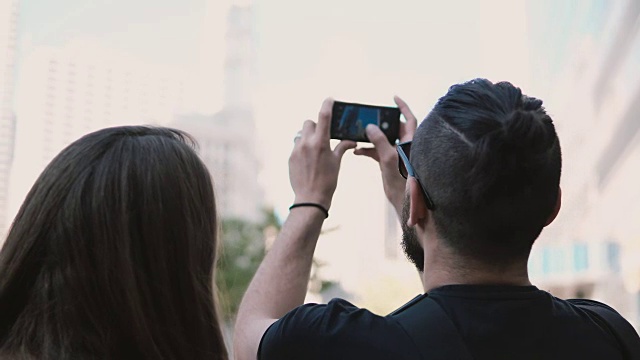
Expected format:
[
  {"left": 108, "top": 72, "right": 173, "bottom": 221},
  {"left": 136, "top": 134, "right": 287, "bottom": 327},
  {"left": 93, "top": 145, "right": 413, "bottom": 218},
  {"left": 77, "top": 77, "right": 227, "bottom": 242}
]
[{"left": 0, "top": 126, "right": 228, "bottom": 359}]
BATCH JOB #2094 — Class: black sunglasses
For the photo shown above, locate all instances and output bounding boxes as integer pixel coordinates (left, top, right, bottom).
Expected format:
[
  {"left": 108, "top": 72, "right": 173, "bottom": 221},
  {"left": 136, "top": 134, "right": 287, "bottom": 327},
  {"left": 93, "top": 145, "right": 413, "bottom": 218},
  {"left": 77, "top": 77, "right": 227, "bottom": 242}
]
[{"left": 397, "top": 141, "right": 435, "bottom": 210}]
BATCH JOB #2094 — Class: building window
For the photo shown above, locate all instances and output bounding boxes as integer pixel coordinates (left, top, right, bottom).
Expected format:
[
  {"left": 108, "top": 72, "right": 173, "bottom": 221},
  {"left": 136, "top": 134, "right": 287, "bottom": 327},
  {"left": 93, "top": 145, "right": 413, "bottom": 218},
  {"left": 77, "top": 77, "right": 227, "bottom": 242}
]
[
  {"left": 573, "top": 243, "right": 589, "bottom": 272},
  {"left": 542, "top": 246, "right": 566, "bottom": 275},
  {"left": 606, "top": 241, "right": 620, "bottom": 273},
  {"left": 542, "top": 247, "right": 552, "bottom": 275}
]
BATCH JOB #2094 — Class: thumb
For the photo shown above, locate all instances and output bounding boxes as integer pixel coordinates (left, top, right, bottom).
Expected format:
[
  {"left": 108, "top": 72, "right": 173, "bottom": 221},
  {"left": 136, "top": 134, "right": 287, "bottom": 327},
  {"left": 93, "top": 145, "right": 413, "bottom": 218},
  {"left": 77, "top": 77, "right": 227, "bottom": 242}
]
[
  {"left": 353, "top": 147, "right": 380, "bottom": 162},
  {"left": 366, "top": 124, "right": 394, "bottom": 152},
  {"left": 334, "top": 140, "right": 357, "bottom": 158}
]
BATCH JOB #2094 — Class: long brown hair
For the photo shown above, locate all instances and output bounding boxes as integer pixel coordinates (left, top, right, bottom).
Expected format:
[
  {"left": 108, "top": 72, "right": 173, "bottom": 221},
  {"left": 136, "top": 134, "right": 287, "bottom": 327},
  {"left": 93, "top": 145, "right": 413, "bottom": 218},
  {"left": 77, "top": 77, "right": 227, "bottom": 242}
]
[{"left": 0, "top": 126, "right": 228, "bottom": 359}]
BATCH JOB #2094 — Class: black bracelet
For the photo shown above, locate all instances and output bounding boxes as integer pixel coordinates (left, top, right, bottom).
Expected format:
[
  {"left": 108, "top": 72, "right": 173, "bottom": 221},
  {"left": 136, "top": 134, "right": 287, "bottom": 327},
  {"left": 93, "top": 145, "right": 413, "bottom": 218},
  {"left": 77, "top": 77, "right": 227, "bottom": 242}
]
[{"left": 289, "top": 203, "right": 329, "bottom": 219}]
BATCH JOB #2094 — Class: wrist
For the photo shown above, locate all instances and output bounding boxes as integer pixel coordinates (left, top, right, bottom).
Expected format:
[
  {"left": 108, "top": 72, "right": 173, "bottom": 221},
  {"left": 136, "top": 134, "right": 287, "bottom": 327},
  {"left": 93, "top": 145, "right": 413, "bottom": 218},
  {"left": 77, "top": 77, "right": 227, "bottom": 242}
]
[
  {"left": 293, "top": 195, "right": 332, "bottom": 211},
  {"left": 289, "top": 203, "right": 329, "bottom": 220},
  {"left": 392, "top": 195, "right": 403, "bottom": 213},
  {"left": 289, "top": 203, "right": 329, "bottom": 218},
  {"left": 383, "top": 186, "right": 404, "bottom": 211}
]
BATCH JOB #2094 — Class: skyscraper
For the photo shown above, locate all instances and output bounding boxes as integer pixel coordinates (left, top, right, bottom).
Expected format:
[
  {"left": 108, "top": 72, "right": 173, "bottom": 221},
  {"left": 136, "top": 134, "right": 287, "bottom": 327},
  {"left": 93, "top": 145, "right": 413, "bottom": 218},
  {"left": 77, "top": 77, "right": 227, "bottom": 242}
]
[
  {"left": 9, "top": 41, "right": 186, "bottom": 223},
  {"left": 15, "top": 41, "right": 186, "bottom": 166},
  {"left": 172, "top": 4, "right": 263, "bottom": 222},
  {"left": 0, "top": 0, "right": 19, "bottom": 238}
]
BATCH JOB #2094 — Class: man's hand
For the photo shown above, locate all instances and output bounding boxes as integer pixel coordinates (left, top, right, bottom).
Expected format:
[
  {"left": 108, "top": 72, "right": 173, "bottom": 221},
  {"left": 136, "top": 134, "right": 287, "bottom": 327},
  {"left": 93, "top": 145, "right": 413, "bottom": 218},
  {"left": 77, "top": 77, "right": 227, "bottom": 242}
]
[
  {"left": 289, "top": 98, "right": 357, "bottom": 210},
  {"left": 233, "top": 99, "right": 355, "bottom": 360},
  {"left": 354, "top": 96, "right": 418, "bottom": 215}
]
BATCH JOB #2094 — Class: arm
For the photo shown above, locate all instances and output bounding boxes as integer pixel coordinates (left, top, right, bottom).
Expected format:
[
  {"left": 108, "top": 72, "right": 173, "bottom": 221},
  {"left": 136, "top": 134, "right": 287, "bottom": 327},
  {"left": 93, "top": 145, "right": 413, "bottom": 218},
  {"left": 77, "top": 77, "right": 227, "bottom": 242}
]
[
  {"left": 233, "top": 99, "right": 356, "bottom": 360},
  {"left": 354, "top": 96, "right": 418, "bottom": 217}
]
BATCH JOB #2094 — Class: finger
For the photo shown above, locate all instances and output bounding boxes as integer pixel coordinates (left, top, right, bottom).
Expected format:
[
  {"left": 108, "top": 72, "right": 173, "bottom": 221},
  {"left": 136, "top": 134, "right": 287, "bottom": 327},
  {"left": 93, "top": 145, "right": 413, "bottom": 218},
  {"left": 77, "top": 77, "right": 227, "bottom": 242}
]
[
  {"left": 301, "top": 119, "right": 316, "bottom": 137},
  {"left": 333, "top": 140, "right": 357, "bottom": 158},
  {"left": 394, "top": 95, "right": 417, "bottom": 132},
  {"left": 366, "top": 124, "right": 394, "bottom": 152},
  {"left": 315, "top": 98, "right": 334, "bottom": 140},
  {"left": 353, "top": 147, "right": 380, "bottom": 162}
]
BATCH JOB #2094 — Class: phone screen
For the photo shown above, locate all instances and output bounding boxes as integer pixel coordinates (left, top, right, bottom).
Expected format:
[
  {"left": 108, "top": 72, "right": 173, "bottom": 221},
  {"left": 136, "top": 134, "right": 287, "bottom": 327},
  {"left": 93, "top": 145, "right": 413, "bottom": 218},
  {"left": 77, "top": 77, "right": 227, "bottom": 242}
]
[{"left": 331, "top": 102, "right": 400, "bottom": 143}]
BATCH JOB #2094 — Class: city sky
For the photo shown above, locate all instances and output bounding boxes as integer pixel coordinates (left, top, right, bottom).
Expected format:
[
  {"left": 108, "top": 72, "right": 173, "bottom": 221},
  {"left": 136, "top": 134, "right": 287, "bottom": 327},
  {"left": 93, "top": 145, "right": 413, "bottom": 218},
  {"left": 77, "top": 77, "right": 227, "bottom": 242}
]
[
  {"left": 9, "top": 0, "right": 605, "bottom": 252},
  {"left": 14, "top": 0, "right": 600, "bottom": 212},
  {"left": 12, "top": 0, "right": 579, "bottom": 210}
]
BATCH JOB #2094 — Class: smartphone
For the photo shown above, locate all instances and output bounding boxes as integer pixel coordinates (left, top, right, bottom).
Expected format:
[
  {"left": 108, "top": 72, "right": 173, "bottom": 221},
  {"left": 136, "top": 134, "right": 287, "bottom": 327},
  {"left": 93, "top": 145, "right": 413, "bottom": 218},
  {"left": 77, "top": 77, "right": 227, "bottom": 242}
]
[{"left": 331, "top": 101, "right": 400, "bottom": 144}]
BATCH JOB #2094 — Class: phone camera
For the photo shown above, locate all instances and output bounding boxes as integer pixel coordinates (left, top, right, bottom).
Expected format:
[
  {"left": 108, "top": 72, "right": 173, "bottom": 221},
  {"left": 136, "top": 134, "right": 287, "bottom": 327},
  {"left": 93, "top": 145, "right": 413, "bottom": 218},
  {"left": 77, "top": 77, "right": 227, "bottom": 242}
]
[{"left": 381, "top": 122, "right": 389, "bottom": 130}]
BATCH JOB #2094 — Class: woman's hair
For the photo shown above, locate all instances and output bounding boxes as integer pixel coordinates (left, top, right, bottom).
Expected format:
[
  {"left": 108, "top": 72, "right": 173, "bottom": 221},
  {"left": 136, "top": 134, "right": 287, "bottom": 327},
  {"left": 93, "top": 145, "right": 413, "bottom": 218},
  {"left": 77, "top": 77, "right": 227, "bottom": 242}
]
[{"left": 0, "top": 126, "right": 228, "bottom": 359}]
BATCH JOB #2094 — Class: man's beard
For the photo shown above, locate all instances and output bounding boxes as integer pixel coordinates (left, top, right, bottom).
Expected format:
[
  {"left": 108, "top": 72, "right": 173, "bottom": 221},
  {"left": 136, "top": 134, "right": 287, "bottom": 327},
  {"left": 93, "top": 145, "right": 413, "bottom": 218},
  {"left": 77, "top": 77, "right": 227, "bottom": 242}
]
[{"left": 401, "top": 194, "right": 425, "bottom": 272}]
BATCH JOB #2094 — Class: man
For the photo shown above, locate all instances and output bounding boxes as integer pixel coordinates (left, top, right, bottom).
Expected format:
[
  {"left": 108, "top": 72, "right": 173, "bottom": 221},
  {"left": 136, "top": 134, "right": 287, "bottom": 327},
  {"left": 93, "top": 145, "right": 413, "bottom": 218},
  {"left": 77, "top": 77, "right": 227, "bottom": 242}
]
[{"left": 234, "top": 79, "right": 640, "bottom": 359}]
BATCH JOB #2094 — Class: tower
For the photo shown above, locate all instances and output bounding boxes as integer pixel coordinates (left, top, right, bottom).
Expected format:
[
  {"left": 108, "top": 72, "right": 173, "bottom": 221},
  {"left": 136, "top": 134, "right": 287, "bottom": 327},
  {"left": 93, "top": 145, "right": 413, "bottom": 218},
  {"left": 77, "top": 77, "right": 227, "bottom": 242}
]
[
  {"left": 172, "top": 2, "right": 263, "bottom": 222},
  {"left": 224, "top": 5, "right": 255, "bottom": 113}
]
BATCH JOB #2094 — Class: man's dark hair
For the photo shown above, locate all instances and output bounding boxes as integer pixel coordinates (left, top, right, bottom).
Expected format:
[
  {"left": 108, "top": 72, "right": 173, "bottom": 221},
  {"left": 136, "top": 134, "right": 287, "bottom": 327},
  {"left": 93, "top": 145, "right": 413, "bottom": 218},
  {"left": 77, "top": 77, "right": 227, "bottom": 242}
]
[
  {"left": 412, "top": 79, "right": 562, "bottom": 265},
  {"left": 0, "top": 126, "right": 228, "bottom": 359}
]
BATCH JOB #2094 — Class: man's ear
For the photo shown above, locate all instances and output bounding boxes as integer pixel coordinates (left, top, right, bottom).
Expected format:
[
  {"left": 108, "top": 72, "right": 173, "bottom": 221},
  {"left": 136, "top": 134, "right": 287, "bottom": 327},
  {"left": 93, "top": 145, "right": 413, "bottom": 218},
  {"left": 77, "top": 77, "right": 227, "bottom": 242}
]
[
  {"left": 544, "top": 187, "right": 562, "bottom": 227},
  {"left": 407, "top": 178, "right": 428, "bottom": 227}
]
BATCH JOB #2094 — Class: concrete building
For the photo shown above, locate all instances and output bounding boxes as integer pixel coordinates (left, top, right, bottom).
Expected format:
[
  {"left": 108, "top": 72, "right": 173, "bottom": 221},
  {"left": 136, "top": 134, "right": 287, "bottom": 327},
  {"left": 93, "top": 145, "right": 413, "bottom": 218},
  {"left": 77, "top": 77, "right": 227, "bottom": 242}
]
[
  {"left": 0, "top": 0, "right": 18, "bottom": 238},
  {"left": 9, "top": 41, "right": 186, "bottom": 223},
  {"left": 528, "top": 0, "right": 640, "bottom": 328},
  {"left": 14, "top": 41, "right": 186, "bottom": 168},
  {"left": 172, "top": 4, "right": 263, "bottom": 222}
]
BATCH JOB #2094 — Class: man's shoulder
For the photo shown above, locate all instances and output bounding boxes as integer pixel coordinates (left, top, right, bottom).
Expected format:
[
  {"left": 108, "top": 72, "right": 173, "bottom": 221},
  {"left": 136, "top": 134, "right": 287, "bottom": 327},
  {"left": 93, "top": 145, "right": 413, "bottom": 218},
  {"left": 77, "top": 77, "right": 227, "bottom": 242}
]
[
  {"left": 258, "top": 298, "right": 418, "bottom": 360},
  {"left": 566, "top": 298, "right": 621, "bottom": 314},
  {"left": 567, "top": 298, "right": 640, "bottom": 352},
  {"left": 557, "top": 297, "right": 631, "bottom": 327}
]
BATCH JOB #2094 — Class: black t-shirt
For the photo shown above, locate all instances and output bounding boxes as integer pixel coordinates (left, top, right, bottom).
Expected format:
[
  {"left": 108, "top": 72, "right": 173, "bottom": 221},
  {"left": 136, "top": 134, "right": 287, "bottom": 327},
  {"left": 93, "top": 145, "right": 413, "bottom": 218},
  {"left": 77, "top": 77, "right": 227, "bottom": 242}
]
[{"left": 259, "top": 285, "right": 631, "bottom": 359}]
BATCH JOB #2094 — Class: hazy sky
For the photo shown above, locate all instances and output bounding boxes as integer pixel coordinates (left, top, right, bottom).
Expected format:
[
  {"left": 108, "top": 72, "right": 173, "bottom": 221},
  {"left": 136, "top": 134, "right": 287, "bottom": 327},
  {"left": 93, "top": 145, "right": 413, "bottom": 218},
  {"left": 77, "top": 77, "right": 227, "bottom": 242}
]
[
  {"left": 19, "top": 0, "right": 214, "bottom": 66},
  {"left": 12, "top": 0, "right": 609, "bottom": 215}
]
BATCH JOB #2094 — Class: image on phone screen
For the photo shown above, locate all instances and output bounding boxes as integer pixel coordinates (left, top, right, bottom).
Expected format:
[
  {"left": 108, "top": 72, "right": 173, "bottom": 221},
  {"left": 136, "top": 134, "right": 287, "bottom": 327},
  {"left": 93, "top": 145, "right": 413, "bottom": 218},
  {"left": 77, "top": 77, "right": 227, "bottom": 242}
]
[
  {"left": 335, "top": 105, "right": 379, "bottom": 141},
  {"left": 331, "top": 102, "right": 400, "bottom": 143}
]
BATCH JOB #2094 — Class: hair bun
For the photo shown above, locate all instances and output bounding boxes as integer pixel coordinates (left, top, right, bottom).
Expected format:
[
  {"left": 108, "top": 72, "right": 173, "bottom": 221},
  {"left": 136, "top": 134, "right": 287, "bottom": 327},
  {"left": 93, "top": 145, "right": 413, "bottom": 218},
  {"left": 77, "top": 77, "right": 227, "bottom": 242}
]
[
  {"left": 468, "top": 108, "right": 557, "bottom": 201},
  {"left": 504, "top": 109, "right": 555, "bottom": 154}
]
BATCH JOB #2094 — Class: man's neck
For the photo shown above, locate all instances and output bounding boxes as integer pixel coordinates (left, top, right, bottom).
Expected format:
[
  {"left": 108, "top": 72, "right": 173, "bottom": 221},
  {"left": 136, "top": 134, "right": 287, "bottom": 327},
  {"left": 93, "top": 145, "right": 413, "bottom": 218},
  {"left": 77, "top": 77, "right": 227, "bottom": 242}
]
[{"left": 421, "top": 247, "right": 532, "bottom": 293}]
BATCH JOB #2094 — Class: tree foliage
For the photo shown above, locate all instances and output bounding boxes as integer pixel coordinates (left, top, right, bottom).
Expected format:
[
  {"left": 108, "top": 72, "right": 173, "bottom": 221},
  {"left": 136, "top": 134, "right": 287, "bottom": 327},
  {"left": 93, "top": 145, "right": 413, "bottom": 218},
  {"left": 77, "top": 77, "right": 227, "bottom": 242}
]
[
  {"left": 215, "top": 208, "right": 336, "bottom": 321},
  {"left": 216, "top": 209, "right": 278, "bottom": 321}
]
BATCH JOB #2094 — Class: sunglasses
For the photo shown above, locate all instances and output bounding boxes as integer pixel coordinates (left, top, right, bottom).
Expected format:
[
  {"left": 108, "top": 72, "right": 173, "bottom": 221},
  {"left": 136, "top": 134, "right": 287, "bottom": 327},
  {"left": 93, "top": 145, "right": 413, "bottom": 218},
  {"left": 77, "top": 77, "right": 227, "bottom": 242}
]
[{"left": 396, "top": 141, "right": 435, "bottom": 210}]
